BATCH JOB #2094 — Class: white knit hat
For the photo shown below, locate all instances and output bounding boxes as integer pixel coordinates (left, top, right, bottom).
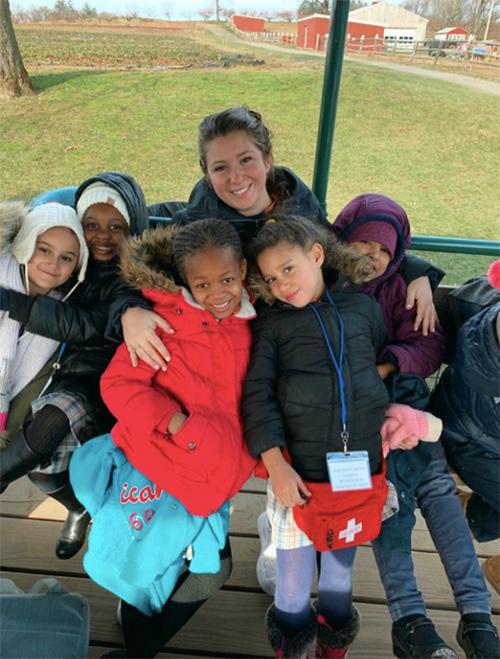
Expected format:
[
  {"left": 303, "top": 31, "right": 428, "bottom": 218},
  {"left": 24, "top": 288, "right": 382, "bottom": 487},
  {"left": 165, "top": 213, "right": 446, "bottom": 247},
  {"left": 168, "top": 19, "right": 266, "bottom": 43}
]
[
  {"left": 76, "top": 182, "right": 130, "bottom": 225},
  {"left": 11, "top": 202, "right": 89, "bottom": 285}
]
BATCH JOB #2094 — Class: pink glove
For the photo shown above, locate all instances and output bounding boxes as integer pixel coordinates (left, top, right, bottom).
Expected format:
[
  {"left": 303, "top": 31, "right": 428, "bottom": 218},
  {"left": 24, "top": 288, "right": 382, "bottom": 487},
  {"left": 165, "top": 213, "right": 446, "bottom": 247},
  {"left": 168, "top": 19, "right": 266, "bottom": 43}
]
[{"left": 381, "top": 403, "right": 436, "bottom": 457}]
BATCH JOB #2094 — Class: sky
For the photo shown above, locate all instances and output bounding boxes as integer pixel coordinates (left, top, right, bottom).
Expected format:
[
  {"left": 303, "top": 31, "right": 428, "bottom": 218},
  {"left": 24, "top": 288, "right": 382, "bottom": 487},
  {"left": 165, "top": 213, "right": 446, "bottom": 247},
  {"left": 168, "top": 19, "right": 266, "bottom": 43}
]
[
  {"left": 11, "top": 0, "right": 312, "bottom": 19},
  {"left": 10, "top": 0, "right": 403, "bottom": 21}
]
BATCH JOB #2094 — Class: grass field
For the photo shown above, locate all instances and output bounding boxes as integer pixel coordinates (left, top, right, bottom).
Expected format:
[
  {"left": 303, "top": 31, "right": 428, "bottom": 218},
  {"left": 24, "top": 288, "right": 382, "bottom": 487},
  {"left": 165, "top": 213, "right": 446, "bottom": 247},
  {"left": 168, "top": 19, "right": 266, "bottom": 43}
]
[{"left": 1, "top": 22, "right": 498, "bottom": 283}]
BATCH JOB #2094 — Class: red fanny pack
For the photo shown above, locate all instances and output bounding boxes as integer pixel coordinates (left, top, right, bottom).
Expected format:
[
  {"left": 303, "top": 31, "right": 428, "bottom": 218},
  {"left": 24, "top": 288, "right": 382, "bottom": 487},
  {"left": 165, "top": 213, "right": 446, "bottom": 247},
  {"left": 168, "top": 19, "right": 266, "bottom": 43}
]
[{"left": 292, "top": 460, "right": 388, "bottom": 552}]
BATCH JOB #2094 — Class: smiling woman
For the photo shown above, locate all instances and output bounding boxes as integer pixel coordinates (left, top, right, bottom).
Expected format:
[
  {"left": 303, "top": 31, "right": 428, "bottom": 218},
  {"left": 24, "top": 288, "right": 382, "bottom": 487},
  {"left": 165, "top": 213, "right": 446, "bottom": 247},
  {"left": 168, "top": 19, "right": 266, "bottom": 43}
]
[{"left": 203, "top": 131, "right": 272, "bottom": 217}]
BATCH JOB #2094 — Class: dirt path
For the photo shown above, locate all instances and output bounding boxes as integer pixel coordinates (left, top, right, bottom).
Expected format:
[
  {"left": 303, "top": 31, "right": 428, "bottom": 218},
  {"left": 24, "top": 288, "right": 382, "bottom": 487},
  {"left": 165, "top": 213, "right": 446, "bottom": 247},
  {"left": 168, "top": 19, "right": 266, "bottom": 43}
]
[{"left": 206, "top": 24, "right": 500, "bottom": 97}]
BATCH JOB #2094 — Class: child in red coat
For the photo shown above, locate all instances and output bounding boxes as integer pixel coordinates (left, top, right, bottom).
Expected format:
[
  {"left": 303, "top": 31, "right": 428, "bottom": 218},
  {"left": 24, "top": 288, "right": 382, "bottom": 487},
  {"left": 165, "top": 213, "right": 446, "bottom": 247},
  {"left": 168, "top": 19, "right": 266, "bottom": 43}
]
[{"left": 99, "top": 219, "right": 256, "bottom": 658}]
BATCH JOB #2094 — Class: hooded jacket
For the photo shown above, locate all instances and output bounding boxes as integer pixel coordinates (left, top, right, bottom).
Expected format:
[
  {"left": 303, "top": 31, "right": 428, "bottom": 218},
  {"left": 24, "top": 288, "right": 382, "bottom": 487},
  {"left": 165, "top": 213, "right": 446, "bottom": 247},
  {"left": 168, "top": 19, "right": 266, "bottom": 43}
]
[
  {"left": 244, "top": 240, "right": 390, "bottom": 481},
  {"left": 1, "top": 173, "right": 147, "bottom": 431},
  {"left": 172, "top": 166, "right": 329, "bottom": 248},
  {"left": 334, "top": 194, "right": 445, "bottom": 378},
  {"left": 101, "top": 226, "right": 257, "bottom": 517},
  {"left": 70, "top": 434, "right": 230, "bottom": 616},
  {"left": 431, "top": 303, "right": 500, "bottom": 455}
]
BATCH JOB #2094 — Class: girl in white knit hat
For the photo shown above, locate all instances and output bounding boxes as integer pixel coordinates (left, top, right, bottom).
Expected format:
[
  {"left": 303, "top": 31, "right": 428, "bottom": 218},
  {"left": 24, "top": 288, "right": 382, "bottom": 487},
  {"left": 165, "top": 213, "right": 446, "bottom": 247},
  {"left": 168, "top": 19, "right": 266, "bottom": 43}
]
[{"left": 0, "top": 200, "right": 88, "bottom": 463}]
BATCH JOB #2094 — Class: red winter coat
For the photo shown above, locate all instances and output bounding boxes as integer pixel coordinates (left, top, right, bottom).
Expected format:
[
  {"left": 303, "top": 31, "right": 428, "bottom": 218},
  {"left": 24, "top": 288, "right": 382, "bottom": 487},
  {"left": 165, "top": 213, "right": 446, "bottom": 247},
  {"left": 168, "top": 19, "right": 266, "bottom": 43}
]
[{"left": 100, "top": 227, "right": 256, "bottom": 517}]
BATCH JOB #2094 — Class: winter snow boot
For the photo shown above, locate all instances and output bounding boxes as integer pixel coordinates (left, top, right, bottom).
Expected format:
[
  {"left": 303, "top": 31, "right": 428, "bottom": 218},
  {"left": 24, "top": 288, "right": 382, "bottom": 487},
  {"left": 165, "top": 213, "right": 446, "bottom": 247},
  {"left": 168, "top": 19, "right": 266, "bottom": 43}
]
[
  {"left": 0, "top": 429, "right": 47, "bottom": 493},
  {"left": 265, "top": 603, "right": 317, "bottom": 659},
  {"left": 392, "top": 615, "right": 458, "bottom": 658},
  {"left": 314, "top": 604, "right": 360, "bottom": 658},
  {"left": 457, "top": 613, "right": 500, "bottom": 659}
]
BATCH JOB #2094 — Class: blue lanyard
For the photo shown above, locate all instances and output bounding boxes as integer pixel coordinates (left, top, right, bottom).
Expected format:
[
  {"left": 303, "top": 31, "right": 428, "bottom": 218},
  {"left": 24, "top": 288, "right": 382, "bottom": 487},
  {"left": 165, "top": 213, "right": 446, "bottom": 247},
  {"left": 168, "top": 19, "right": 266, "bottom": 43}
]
[{"left": 308, "top": 289, "right": 350, "bottom": 452}]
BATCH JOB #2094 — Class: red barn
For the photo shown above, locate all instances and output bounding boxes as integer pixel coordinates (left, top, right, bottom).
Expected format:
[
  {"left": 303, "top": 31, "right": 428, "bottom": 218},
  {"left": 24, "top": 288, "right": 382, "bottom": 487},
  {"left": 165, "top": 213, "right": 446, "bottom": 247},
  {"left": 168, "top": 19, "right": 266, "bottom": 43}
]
[
  {"left": 435, "top": 26, "right": 469, "bottom": 42},
  {"left": 297, "top": 14, "right": 330, "bottom": 50},
  {"left": 231, "top": 15, "right": 265, "bottom": 33},
  {"left": 346, "top": 20, "right": 385, "bottom": 52},
  {"left": 297, "top": 14, "right": 384, "bottom": 52}
]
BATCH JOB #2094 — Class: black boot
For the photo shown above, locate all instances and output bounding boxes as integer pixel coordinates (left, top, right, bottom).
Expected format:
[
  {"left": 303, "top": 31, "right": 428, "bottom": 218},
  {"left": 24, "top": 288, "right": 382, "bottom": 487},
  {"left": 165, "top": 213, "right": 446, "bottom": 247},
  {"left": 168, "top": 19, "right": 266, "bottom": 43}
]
[
  {"left": 30, "top": 472, "right": 91, "bottom": 560},
  {"left": 0, "top": 429, "right": 47, "bottom": 493},
  {"left": 392, "top": 615, "right": 458, "bottom": 658},
  {"left": 457, "top": 613, "right": 500, "bottom": 659},
  {"left": 50, "top": 482, "right": 91, "bottom": 560},
  {"left": 265, "top": 603, "right": 317, "bottom": 658}
]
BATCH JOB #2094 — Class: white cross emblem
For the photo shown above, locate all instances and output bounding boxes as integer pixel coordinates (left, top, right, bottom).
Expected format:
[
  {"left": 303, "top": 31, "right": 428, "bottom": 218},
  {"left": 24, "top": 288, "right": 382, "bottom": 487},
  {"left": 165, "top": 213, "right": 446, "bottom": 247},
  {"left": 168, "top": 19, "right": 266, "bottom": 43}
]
[{"left": 338, "top": 518, "right": 362, "bottom": 543}]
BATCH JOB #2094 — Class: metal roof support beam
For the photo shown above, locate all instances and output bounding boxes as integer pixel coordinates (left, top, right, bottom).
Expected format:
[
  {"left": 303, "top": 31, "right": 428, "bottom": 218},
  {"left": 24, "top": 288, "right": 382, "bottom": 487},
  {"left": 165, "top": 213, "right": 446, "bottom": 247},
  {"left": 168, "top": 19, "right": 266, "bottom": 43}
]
[{"left": 312, "top": 0, "right": 350, "bottom": 212}]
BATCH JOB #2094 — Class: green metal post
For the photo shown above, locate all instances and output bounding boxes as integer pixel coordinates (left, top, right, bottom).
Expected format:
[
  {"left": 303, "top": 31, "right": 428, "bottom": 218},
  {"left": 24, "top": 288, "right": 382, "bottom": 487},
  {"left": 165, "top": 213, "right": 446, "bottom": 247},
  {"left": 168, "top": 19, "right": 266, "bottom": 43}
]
[{"left": 312, "top": 0, "right": 350, "bottom": 212}]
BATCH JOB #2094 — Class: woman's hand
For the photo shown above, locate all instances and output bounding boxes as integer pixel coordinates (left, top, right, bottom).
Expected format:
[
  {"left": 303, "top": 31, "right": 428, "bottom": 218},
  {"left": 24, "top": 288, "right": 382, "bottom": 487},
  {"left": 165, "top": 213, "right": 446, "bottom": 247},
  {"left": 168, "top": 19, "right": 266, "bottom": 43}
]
[
  {"left": 122, "top": 307, "right": 174, "bottom": 371},
  {"left": 405, "top": 276, "right": 438, "bottom": 335},
  {"left": 262, "top": 447, "right": 311, "bottom": 507}
]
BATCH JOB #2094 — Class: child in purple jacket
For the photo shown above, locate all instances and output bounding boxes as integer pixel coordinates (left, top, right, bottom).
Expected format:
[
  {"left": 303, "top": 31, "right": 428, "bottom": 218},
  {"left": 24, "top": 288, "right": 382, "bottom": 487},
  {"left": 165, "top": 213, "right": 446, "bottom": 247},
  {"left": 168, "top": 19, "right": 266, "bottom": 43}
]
[
  {"left": 333, "top": 192, "right": 444, "bottom": 380},
  {"left": 333, "top": 194, "right": 499, "bottom": 659}
]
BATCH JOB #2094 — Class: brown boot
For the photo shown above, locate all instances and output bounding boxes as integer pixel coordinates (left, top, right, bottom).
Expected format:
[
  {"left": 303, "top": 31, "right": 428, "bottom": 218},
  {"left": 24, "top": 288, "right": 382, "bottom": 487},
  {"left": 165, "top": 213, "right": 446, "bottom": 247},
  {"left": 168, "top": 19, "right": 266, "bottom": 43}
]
[
  {"left": 457, "top": 488, "right": 472, "bottom": 516},
  {"left": 482, "top": 555, "right": 500, "bottom": 595}
]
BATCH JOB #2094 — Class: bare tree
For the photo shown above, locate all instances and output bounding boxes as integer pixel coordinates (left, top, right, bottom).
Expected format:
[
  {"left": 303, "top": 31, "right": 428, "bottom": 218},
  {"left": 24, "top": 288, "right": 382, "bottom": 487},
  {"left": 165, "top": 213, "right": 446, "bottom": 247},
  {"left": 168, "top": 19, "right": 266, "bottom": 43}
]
[
  {"left": 0, "top": 0, "right": 33, "bottom": 99},
  {"left": 298, "top": 0, "right": 330, "bottom": 16},
  {"left": 199, "top": 5, "right": 215, "bottom": 20},
  {"left": 402, "top": 0, "right": 433, "bottom": 16}
]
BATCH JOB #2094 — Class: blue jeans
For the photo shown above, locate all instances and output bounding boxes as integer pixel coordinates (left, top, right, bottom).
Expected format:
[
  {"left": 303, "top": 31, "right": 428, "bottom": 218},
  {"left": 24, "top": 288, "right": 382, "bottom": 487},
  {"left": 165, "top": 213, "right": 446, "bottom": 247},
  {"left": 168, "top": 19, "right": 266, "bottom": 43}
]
[
  {"left": 442, "top": 431, "right": 500, "bottom": 542},
  {"left": 372, "top": 442, "right": 491, "bottom": 621}
]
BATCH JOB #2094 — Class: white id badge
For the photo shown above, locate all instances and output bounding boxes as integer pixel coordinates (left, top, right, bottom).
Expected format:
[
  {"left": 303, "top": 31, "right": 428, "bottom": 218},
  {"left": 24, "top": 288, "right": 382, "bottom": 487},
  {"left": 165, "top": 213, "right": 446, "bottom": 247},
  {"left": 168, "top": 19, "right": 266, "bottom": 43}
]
[{"left": 326, "top": 451, "right": 372, "bottom": 492}]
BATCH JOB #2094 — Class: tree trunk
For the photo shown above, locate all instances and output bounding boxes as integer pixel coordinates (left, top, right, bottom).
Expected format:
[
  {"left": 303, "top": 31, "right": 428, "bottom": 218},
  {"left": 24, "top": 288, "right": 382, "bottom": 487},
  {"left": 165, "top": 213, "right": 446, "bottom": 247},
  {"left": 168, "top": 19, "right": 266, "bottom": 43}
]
[{"left": 0, "top": 0, "right": 33, "bottom": 99}]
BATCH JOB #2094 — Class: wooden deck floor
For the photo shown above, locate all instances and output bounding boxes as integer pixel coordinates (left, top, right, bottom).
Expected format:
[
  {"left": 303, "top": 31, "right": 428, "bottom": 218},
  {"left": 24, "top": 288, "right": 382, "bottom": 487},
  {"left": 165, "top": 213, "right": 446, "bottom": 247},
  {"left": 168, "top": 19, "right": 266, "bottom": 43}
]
[{"left": 1, "top": 476, "right": 498, "bottom": 658}]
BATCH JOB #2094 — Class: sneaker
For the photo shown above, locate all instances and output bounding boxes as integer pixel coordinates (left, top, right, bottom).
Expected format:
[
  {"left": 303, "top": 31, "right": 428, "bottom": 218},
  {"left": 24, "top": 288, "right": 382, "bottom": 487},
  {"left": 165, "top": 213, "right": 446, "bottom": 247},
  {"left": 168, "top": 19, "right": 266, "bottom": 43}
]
[
  {"left": 392, "top": 615, "right": 459, "bottom": 658},
  {"left": 457, "top": 614, "right": 500, "bottom": 659},
  {"left": 482, "top": 555, "right": 500, "bottom": 595},
  {"left": 256, "top": 511, "right": 277, "bottom": 596}
]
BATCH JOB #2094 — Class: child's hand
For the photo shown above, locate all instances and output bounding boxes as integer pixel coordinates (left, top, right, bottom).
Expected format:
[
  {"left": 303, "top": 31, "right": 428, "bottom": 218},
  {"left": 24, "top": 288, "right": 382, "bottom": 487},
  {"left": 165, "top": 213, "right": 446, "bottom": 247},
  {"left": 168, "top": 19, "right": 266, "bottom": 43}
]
[
  {"left": 261, "top": 446, "right": 311, "bottom": 507},
  {"left": 270, "top": 463, "right": 311, "bottom": 507},
  {"left": 377, "top": 362, "right": 396, "bottom": 380},
  {"left": 167, "top": 412, "right": 188, "bottom": 435},
  {"left": 122, "top": 307, "right": 174, "bottom": 371},
  {"left": 405, "top": 276, "right": 438, "bottom": 335}
]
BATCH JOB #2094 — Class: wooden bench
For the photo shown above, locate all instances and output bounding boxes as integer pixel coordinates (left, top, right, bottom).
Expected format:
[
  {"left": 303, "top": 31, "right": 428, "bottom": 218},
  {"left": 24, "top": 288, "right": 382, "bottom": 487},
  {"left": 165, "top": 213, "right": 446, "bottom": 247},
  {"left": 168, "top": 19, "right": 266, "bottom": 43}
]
[{"left": 0, "top": 474, "right": 498, "bottom": 658}]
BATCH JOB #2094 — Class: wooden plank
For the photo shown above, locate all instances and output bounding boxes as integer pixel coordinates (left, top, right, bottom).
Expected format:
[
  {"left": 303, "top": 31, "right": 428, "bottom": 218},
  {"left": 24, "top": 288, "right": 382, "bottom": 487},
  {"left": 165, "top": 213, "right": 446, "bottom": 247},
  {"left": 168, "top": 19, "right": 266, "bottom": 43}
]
[
  {"left": 1, "top": 517, "right": 498, "bottom": 612},
  {"left": 0, "top": 570, "right": 272, "bottom": 658},
  {"left": 88, "top": 648, "right": 225, "bottom": 659},
  {"left": 3, "top": 569, "right": 498, "bottom": 659},
  {"left": 230, "top": 492, "right": 500, "bottom": 558},
  {"left": 3, "top": 479, "right": 499, "bottom": 558}
]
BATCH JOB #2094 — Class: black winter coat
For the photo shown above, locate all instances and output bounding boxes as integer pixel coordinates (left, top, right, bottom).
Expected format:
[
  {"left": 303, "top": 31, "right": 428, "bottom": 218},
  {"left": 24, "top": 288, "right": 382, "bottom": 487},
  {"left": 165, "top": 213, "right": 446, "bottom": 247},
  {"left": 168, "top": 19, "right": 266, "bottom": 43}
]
[
  {"left": 4, "top": 171, "right": 149, "bottom": 432},
  {"left": 243, "top": 280, "right": 389, "bottom": 482},
  {"left": 431, "top": 302, "right": 500, "bottom": 455},
  {"left": 7, "top": 257, "right": 144, "bottom": 431}
]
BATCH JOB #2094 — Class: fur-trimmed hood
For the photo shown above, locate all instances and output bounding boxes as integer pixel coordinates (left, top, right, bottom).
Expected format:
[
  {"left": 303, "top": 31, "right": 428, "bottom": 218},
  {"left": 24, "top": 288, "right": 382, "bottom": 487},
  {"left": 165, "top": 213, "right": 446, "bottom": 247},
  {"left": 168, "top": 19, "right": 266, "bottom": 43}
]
[
  {"left": 248, "top": 231, "right": 373, "bottom": 305},
  {"left": 0, "top": 201, "right": 28, "bottom": 254},
  {"left": 119, "top": 225, "right": 181, "bottom": 293}
]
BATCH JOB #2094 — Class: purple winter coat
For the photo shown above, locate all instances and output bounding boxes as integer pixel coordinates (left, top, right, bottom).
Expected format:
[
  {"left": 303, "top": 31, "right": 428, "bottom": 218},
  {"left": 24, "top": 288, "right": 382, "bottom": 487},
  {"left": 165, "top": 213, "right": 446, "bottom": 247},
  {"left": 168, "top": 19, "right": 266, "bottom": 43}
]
[{"left": 333, "top": 194, "right": 445, "bottom": 377}]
